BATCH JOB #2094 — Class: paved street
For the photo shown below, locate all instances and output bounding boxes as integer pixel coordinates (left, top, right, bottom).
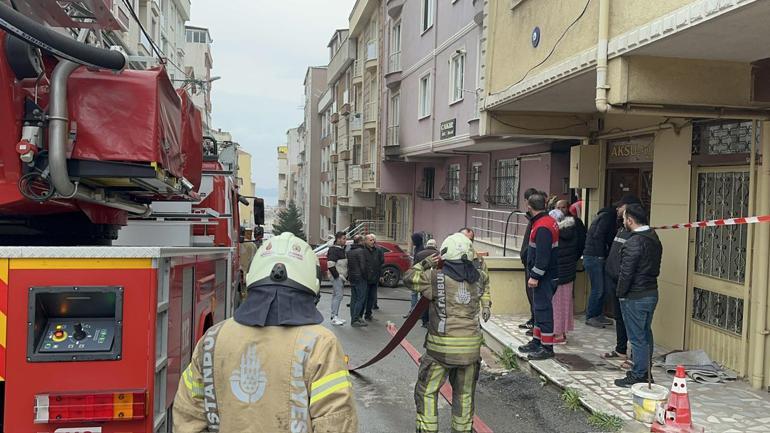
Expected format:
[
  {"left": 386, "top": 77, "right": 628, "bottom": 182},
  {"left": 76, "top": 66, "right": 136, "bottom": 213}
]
[{"left": 318, "top": 284, "right": 594, "bottom": 433}]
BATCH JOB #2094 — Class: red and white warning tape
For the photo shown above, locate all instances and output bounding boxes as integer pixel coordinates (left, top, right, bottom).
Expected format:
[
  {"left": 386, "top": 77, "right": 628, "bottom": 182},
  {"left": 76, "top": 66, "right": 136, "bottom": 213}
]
[{"left": 654, "top": 214, "right": 770, "bottom": 230}]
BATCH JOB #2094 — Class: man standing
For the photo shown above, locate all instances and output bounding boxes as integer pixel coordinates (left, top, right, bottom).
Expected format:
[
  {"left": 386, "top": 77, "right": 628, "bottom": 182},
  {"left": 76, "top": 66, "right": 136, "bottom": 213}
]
[
  {"left": 173, "top": 232, "right": 358, "bottom": 432},
  {"left": 518, "top": 193, "right": 560, "bottom": 360},
  {"left": 404, "top": 233, "right": 491, "bottom": 433},
  {"left": 327, "top": 231, "right": 348, "bottom": 326},
  {"left": 363, "top": 234, "right": 384, "bottom": 321},
  {"left": 614, "top": 204, "right": 662, "bottom": 387},
  {"left": 601, "top": 216, "right": 634, "bottom": 364},
  {"left": 347, "top": 235, "right": 368, "bottom": 327},
  {"left": 583, "top": 194, "right": 641, "bottom": 328},
  {"left": 518, "top": 188, "right": 542, "bottom": 332}
]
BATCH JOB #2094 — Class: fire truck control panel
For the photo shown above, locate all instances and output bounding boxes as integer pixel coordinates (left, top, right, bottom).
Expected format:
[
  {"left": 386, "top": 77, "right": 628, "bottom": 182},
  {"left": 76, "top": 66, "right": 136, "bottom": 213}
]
[{"left": 38, "top": 319, "right": 116, "bottom": 353}]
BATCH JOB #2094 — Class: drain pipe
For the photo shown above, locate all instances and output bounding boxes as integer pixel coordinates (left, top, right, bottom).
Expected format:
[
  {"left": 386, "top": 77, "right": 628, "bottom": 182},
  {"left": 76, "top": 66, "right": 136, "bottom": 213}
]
[
  {"left": 752, "top": 121, "right": 770, "bottom": 388},
  {"left": 48, "top": 60, "right": 151, "bottom": 216},
  {"left": 595, "top": 0, "right": 610, "bottom": 113}
]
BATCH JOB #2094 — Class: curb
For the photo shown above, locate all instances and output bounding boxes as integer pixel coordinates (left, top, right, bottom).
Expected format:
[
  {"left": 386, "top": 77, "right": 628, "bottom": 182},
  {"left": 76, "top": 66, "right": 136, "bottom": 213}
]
[{"left": 481, "top": 321, "right": 647, "bottom": 432}]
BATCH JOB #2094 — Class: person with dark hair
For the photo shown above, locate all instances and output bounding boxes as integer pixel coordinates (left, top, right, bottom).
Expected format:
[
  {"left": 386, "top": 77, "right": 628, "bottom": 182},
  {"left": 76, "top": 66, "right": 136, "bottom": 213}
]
[
  {"left": 363, "top": 234, "right": 384, "bottom": 321},
  {"left": 347, "top": 235, "right": 368, "bottom": 327},
  {"left": 518, "top": 193, "right": 560, "bottom": 360},
  {"left": 517, "top": 187, "right": 540, "bottom": 332},
  {"left": 327, "top": 231, "right": 348, "bottom": 326},
  {"left": 614, "top": 203, "right": 662, "bottom": 387},
  {"left": 583, "top": 194, "right": 641, "bottom": 328},
  {"left": 602, "top": 212, "right": 635, "bottom": 366}
]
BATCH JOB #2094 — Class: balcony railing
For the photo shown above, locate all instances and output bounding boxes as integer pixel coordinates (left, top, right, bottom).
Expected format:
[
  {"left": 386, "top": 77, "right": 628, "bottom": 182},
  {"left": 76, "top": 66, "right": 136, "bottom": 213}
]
[
  {"left": 386, "top": 125, "right": 399, "bottom": 147},
  {"left": 388, "top": 51, "right": 401, "bottom": 72},
  {"left": 363, "top": 166, "right": 375, "bottom": 183},
  {"left": 471, "top": 208, "right": 528, "bottom": 256},
  {"left": 353, "top": 59, "right": 363, "bottom": 78},
  {"left": 350, "top": 165, "right": 362, "bottom": 183}
]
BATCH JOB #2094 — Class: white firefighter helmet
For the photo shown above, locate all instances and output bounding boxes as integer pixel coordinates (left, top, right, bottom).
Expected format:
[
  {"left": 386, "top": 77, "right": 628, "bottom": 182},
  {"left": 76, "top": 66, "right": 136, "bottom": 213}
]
[
  {"left": 440, "top": 232, "right": 474, "bottom": 262},
  {"left": 245, "top": 232, "right": 321, "bottom": 295}
]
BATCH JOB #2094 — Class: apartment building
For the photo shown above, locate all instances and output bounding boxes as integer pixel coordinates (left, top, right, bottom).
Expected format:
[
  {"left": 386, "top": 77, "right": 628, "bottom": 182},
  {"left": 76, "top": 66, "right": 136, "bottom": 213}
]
[
  {"left": 377, "top": 0, "right": 570, "bottom": 245},
  {"left": 318, "top": 83, "right": 336, "bottom": 241},
  {"left": 278, "top": 145, "right": 289, "bottom": 208},
  {"left": 184, "top": 25, "right": 215, "bottom": 129},
  {"left": 301, "top": 67, "right": 329, "bottom": 244},
  {"left": 477, "top": 0, "right": 770, "bottom": 389},
  {"left": 237, "top": 149, "right": 256, "bottom": 229}
]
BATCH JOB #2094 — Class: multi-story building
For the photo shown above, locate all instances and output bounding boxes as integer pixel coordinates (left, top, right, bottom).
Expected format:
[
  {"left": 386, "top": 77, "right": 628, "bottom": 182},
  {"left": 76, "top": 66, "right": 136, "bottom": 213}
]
[
  {"left": 378, "top": 0, "right": 572, "bottom": 246},
  {"left": 302, "top": 67, "right": 329, "bottom": 244},
  {"left": 237, "top": 149, "right": 256, "bottom": 229},
  {"left": 277, "top": 145, "right": 289, "bottom": 208},
  {"left": 184, "top": 25, "right": 215, "bottom": 129},
  {"left": 478, "top": 0, "right": 770, "bottom": 389},
  {"left": 286, "top": 126, "right": 304, "bottom": 208}
]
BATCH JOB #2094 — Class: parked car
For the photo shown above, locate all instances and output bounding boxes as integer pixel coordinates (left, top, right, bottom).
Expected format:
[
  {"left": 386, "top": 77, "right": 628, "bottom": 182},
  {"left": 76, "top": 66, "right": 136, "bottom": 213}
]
[{"left": 316, "top": 240, "right": 411, "bottom": 288}]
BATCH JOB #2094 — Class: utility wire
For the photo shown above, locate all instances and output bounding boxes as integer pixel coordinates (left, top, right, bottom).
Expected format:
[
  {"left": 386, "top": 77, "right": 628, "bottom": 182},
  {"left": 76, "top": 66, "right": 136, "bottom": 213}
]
[{"left": 489, "top": 0, "right": 592, "bottom": 99}]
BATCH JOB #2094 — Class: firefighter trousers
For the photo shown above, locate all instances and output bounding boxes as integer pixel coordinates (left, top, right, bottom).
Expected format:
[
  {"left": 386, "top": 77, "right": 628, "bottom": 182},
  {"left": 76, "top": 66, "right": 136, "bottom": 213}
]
[
  {"left": 533, "top": 278, "right": 556, "bottom": 346},
  {"left": 414, "top": 353, "right": 480, "bottom": 433}
]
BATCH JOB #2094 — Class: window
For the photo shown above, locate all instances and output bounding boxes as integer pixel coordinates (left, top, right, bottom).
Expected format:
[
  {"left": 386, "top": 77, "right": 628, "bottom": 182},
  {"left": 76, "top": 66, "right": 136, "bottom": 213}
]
[
  {"left": 417, "top": 167, "right": 435, "bottom": 199},
  {"left": 421, "top": 0, "right": 434, "bottom": 33},
  {"left": 389, "top": 20, "right": 401, "bottom": 72},
  {"left": 388, "top": 92, "right": 400, "bottom": 146},
  {"left": 442, "top": 164, "right": 461, "bottom": 201},
  {"left": 464, "top": 163, "right": 482, "bottom": 203},
  {"left": 450, "top": 52, "right": 465, "bottom": 104},
  {"left": 489, "top": 158, "right": 520, "bottom": 207},
  {"left": 418, "top": 73, "right": 432, "bottom": 119}
]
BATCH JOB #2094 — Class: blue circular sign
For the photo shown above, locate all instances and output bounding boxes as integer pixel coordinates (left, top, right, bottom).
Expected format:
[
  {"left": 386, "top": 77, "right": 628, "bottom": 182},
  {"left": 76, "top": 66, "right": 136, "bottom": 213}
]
[{"left": 532, "top": 27, "right": 541, "bottom": 48}]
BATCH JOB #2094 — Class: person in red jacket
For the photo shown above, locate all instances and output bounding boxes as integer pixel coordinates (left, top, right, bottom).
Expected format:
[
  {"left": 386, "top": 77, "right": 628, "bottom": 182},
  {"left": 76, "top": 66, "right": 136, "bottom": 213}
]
[{"left": 518, "top": 193, "right": 560, "bottom": 360}]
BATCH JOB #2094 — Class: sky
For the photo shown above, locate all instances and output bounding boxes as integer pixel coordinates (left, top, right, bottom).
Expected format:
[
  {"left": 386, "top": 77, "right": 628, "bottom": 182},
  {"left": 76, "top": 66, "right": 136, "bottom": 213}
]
[{"left": 190, "top": 0, "right": 356, "bottom": 206}]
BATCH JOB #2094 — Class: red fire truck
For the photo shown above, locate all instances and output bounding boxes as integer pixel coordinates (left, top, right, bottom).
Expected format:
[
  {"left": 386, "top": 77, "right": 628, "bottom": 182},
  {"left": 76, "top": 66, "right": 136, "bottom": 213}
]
[{"left": 0, "top": 2, "right": 262, "bottom": 432}]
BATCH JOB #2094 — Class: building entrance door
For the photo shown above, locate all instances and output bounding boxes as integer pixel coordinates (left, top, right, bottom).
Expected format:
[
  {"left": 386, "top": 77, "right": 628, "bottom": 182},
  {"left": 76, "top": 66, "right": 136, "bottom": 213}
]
[{"left": 605, "top": 167, "right": 653, "bottom": 211}]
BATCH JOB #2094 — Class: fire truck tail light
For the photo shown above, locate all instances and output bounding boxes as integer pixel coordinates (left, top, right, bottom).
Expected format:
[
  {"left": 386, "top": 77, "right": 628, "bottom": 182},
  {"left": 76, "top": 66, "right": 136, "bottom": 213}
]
[{"left": 34, "top": 391, "right": 146, "bottom": 424}]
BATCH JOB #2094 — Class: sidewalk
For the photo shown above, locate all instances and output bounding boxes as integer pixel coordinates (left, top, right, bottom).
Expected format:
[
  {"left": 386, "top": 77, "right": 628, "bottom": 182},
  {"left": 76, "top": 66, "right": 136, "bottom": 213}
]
[{"left": 482, "top": 314, "right": 770, "bottom": 433}]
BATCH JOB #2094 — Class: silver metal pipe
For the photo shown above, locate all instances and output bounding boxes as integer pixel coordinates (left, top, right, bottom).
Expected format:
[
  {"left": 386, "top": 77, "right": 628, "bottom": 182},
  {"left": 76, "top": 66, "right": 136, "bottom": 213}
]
[{"left": 48, "top": 59, "right": 80, "bottom": 198}]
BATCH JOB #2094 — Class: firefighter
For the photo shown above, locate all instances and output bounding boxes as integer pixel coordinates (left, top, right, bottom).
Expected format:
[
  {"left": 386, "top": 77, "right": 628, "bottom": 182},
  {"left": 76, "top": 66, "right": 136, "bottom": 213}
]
[
  {"left": 173, "top": 232, "right": 358, "bottom": 433},
  {"left": 404, "top": 233, "right": 491, "bottom": 433}
]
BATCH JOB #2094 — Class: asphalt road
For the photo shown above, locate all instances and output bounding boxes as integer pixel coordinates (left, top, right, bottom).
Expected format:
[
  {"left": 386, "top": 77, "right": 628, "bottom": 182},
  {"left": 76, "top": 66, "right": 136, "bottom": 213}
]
[{"left": 318, "top": 284, "right": 596, "bottom": 433}]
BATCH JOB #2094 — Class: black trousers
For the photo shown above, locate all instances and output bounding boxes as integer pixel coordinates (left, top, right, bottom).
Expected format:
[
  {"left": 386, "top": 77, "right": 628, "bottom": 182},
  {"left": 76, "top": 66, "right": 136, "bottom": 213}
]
[{"left": 364, "top": 282, "right": 378, "bottom": 318}]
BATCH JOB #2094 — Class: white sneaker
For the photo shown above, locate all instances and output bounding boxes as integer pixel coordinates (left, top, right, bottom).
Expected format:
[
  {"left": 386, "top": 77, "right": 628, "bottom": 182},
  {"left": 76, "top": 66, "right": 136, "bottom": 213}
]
[{"left": 331, "top": 316, "right": 345, "bottom": 326}]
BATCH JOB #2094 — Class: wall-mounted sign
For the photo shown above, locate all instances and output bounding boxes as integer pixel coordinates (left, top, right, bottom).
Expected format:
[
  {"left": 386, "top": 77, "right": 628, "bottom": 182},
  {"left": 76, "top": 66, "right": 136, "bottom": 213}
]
[
  {"left": 532, "top": 27, "right": 541, "bottom": 48},
  {"left": 440, "top": 119, "right": 457, "bottom": 140},
  {"left": 607, "top": 135, "right": 655, "bottom": 165}
]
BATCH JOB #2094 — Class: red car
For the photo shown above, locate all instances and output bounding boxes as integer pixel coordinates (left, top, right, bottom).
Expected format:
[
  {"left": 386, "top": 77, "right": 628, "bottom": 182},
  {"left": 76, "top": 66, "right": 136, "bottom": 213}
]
[{"left": 315, "top": 240, "right": 412, "bottom": 287}]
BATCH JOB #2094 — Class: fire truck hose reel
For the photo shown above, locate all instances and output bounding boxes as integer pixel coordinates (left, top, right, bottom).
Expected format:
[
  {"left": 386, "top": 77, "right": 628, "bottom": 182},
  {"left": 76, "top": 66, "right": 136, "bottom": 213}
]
[{"left": 0, "top": 2, "right": 127, "bottom": 70}]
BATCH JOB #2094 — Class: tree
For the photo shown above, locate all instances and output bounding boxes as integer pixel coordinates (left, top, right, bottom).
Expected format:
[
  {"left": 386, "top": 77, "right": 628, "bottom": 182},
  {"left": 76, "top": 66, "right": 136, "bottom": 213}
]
[{"left": 272, "top": 200, "right": 306, "bottom": 240}]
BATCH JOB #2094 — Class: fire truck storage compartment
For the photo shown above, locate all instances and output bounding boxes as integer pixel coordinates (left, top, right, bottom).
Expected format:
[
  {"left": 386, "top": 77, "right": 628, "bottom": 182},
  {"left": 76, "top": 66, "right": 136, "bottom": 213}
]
[
  {"left": 67, "top": 67, "right": 187, "bottom": 180},
  {"left": 27, "top": 286, "right": 123, "bottom": 362}
]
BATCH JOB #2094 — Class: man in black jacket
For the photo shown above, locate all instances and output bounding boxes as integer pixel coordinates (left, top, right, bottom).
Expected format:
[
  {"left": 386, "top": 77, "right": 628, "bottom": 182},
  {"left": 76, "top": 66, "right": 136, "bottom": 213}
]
[
  {"left": 583, "top": 194, "right": 641, "bottom": 328},
  {"left": 613, "top": 204, "right": 662, "bottom": 387},
  {"left": 363, "top": 234, "right": 385, "bottom": 321},
  {"left": 602, "top": 224, "right": 633, "bottom": 363},
  {"left": 347, "top": 235, "right": 368, "bottom": 327},
  {"left": 518, "top": 188, "right": 541, "bottom": 331}
]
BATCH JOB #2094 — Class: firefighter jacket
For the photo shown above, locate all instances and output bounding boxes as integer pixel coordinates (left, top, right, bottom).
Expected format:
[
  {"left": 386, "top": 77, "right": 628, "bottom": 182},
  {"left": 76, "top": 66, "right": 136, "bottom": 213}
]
[
  {"left": 173, "top": 318, "right": 358, "bottom": 433},
  {"left": 527, "top": 212, "right": 559, "bottom": 282},
  {"left": 404, "top": 260, "right": 491, "bottom": 366}
]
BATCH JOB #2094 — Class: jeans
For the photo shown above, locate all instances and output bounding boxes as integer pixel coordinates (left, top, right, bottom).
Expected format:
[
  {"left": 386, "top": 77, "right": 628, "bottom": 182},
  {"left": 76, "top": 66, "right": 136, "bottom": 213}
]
[
  {"left": 532, "top": 278, "right": 556, "bottom": 346},
  {"left": 606, "top": 275, "right": 627, "bottom": 355},
  {"left": 620, "top": 295, "right": 658, "bottom": 379},
  {"left": 584, "top": 255, "right": 607, "bottom": 319},
  {"left": 350, "top": 279, "right": 367, "bottom": 322},
  {"left": 331, "top": 277, "right": 344, "bottom": 318},
  {"left": 364, "top": 282, "right": 378, "bottom": 318}
]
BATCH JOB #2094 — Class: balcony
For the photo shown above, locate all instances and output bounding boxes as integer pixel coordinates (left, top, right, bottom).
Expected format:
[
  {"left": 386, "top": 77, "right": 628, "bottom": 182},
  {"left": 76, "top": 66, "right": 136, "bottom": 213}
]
[
  {"left": 352, "top": 59, "right": 363, "bottom": 84},
  {"left": 331, "top": 112, "right": 340, "bottom": 124},
  {"left": 385, "top": 51, "right": 403, "bottom": 89},
  {"left": 330, "top": 153, "right": 339, "bottom": 163},
  {"left": 327, "top": 36, "right": 357, "bottom": 87},
  {"left": 364, "top": 102, "right": 378, "bottom": 128},
  {"left": 387, "top": 0, "right": 405, "bottom": 18},
  {"left": 340, "top": 149, "right": 352, "bottom": 161},
  {"left": 385, "top": 125, "right": 400, "bottom": 157},
  {"left": 340, "top": 102, "right": 351, "bottom": 116},
  {"left": 388, "top": 51, "right": 401, "bottom": 73}
]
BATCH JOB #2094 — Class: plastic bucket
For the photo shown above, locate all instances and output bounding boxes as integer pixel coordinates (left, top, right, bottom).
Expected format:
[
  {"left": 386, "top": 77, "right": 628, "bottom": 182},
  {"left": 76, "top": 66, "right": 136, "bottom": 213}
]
[{"left": 631, "top": 383, "right": 669, "bottom": 424}]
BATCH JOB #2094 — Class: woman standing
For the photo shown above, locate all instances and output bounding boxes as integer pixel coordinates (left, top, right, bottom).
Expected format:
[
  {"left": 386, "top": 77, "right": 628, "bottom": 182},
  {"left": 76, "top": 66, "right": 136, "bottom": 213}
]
[{"left": 551, "top": 202, "right": 587, "bottom": 344}]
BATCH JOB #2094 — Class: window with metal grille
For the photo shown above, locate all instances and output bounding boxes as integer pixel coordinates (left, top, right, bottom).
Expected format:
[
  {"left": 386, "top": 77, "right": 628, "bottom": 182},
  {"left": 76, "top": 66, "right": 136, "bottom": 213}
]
[
  {"left": 692, "top": 287, "right": 743, "bottom": 335},
  {"left": 486, "top": 158, "right": 520, "bottom": 207},
  {"left": 417, "top": 167, "right": 435, "bottom": 199},
  {"left": 692, "top": 120, "right": 758, "bottom": 156},
  {"left": 440, "top": 164, "right": 461, "bottom": 201},
  {"left": 462, "top": 164, "right": 482, "bottom": 203}
]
